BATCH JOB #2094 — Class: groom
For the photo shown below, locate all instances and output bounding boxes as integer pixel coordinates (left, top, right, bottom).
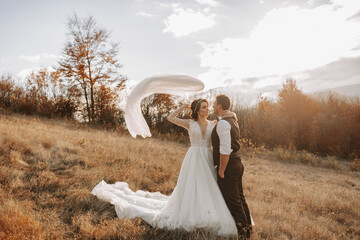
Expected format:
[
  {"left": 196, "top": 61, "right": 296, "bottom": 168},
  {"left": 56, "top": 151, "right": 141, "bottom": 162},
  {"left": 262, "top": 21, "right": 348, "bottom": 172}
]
[{"left": 211, "top": 94, "right": 252, "bottom": 239}]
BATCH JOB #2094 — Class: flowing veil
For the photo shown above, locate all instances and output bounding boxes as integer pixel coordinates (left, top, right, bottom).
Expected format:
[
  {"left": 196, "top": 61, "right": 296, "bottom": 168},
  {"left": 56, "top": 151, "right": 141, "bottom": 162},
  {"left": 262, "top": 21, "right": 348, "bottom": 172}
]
[{"left": 125, "top": 75, "right": 205, "bottom": 138}]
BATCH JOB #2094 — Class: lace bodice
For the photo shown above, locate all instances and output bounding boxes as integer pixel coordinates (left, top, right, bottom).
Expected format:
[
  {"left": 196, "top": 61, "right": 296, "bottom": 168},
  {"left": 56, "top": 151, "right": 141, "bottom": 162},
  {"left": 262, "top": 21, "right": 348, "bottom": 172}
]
[{"left": 188, "top": 120, "right": 216, "bottom": 148}]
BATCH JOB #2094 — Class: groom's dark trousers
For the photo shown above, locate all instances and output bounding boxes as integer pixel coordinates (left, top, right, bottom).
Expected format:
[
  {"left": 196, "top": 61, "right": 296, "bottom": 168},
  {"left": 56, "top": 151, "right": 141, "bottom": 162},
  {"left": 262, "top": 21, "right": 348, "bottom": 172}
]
[{"left": 211, "top": 117, "right": 251, "bottom": 236}]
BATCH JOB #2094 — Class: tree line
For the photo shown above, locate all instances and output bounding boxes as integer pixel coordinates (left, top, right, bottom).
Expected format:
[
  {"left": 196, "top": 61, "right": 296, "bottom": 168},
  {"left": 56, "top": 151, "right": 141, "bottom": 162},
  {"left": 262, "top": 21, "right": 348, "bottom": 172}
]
[{"left": 234, "top": 79, "right": 360, "bottom": 159}]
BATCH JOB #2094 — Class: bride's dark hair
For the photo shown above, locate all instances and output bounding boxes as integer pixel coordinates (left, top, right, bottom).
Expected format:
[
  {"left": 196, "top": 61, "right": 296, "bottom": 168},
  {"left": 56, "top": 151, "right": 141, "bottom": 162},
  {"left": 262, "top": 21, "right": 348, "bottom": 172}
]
[{"left": 191, "top": 99, "right": 208, "bottom": 121}]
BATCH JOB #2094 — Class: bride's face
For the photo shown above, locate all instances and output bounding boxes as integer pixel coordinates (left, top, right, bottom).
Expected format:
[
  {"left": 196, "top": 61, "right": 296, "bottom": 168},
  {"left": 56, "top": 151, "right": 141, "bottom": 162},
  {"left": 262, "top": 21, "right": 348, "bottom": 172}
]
[{"left": 198, "top": 101, "right": 209, "bottom": 118}]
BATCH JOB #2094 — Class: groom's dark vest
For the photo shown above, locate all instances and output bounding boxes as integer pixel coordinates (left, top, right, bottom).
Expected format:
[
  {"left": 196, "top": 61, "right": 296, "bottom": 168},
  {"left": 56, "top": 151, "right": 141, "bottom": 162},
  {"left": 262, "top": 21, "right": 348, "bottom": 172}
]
[{"left": 211, "top": 117, "right": 241, "bottom": 167}]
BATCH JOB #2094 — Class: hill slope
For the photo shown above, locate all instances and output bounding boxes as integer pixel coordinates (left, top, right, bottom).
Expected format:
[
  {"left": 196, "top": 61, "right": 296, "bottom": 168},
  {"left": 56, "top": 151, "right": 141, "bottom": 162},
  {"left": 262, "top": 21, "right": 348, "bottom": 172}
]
[{"left": 0, "top": 114, "right": 359, "bottom": 239}]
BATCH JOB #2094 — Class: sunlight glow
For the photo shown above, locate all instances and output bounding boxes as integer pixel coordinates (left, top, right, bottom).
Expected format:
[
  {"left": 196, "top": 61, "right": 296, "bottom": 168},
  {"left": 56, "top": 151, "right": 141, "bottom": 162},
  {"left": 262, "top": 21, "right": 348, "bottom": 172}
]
[{"left": 198, "top": 0, "right": 360, "bottom": 89}]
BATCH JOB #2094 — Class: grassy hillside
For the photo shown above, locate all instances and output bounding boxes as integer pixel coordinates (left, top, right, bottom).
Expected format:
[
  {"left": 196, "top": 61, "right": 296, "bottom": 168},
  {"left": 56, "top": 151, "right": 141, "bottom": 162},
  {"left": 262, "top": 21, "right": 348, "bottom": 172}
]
[{"left": 0, "top": 114, "right": 359, "bottom": 239}]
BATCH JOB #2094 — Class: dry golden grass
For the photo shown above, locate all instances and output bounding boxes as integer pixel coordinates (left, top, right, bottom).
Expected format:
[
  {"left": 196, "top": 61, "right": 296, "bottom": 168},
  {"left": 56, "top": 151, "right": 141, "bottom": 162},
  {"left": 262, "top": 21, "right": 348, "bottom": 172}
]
[{"left": 0, "top": 114, "right": 359, "bottom": 239}]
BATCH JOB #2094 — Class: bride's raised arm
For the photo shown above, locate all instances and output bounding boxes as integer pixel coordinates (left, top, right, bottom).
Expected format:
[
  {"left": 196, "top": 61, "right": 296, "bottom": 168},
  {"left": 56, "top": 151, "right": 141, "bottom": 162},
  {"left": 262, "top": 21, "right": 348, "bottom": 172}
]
[{"left": 167, "top": 104, "right": 191, "bottom": 129}]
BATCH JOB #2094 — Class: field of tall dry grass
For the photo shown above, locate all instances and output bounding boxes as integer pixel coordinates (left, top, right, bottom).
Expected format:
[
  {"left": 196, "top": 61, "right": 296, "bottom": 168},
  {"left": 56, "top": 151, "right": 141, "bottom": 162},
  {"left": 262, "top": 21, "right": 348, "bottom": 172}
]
[{"left": 0, "top": 114, "right": 359, "bottom": 239}]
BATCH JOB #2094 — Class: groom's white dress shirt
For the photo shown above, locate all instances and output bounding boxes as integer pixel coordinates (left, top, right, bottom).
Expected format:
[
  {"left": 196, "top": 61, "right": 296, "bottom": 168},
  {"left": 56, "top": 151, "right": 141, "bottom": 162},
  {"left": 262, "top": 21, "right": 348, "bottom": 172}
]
[{"left": 216, "top": 117, "right": 232, "bottom": 155}]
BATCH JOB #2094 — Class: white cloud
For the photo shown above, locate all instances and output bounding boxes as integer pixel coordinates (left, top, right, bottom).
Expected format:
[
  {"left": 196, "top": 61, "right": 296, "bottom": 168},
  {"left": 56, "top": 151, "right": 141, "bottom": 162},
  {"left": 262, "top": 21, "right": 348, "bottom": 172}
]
[
  {"left": 196, "top": 0, "right": 218, "bottom": 7},
  {"left": 156, "top": 2, "right": 181, "bottom": 10},
  {"left": 17, "top": 53, "right": 58, "bottom": 63},
  {"left": 17, "top": 65, "right": 56, "bottom": 80},
  {"left": 136, "top": 11, "right": 155, "bottom": 17},
  {"left": 0, "top": 57, "right": 11, "bottom": 63},
  {"left": 306, "top": 0, "right": 315, "bottom": 6},
  {"left": 163, "top": 7, "right": 216, "bottom": 37},
  {"left": 198, "top": 0, "right": 360, "bottom": 89}
]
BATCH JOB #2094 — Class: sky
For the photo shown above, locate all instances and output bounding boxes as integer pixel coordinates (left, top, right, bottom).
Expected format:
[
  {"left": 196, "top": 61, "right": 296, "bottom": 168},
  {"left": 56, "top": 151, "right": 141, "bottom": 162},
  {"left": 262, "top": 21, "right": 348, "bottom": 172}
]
[{"left": 0, "top": 0, "right": 360, "bottom": 98}]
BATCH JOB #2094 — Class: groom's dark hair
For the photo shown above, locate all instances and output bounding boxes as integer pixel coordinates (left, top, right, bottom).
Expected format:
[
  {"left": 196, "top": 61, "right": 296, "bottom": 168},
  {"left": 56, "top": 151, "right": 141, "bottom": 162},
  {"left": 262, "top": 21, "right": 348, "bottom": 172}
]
[{"left": 216, "top": 94, "right": 231, "bottom": 110}]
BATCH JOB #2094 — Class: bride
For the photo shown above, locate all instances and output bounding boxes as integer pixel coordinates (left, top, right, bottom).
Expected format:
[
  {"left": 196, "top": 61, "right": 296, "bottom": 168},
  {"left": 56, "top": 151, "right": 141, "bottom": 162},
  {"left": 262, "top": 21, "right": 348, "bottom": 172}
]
[{"left": 91, "top": 99, "right": 238, "bottom": 237}]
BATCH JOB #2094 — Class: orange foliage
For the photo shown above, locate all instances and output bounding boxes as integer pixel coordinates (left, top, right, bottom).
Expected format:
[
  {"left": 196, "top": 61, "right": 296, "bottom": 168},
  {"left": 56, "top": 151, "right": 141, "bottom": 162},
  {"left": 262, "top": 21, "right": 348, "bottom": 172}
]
[{"left": 240, "top": 79, "right": 360, "bottom": 159}]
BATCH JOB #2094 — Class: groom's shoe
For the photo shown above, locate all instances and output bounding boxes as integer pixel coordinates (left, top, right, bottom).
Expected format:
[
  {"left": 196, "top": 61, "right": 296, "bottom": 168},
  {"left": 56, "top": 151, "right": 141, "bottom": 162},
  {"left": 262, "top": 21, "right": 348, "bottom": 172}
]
[
  {"left": 236, "top": 222, "right": 251, "bottom": 239},
  {"left": 245, "top": 226, "right": 252, "bottom": 239},
  {"left": 236, "top": 223, "right": 246, "bottom": 240}
]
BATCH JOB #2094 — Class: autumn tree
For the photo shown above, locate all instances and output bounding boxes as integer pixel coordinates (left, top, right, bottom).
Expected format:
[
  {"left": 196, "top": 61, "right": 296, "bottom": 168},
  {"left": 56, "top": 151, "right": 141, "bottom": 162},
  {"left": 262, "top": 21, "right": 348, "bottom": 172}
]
[
  {"left": 252, "top": 96, "right": 278, "bottom": 146},
  {"left": 24, "top": 68, "right": 78, "bottom": 118},
  {"left": 0, "top": 74, "right": 15, "bottom": 110},
  {"left": 231, "top": 96, "right": 255, "bottom": 140},
  {"left": 277, "top": 78, "right": 318, "bottom": 149},
  {"left": 94, "top": 84, "right": 124, "bottom": 126},
  {"left": 26, "top": 68, "right": 58, "bottom": 100},
  {"left": 58, "top": 14, "right": 126, "bottom": 123},
  {"left": 141, "top": 94, "right": 177, "bottom": 134},
  {"left": 311, "top": 93, "right": 360, "bottom": 158}
]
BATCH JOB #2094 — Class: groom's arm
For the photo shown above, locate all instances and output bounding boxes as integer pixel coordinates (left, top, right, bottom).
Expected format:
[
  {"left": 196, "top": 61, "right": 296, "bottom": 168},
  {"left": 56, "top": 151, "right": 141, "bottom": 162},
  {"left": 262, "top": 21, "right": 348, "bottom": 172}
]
[
  {"left": 219, "top": 155, "right": 230, "bottom": 178},
  {"left": 217, "top": 120, "right": 232, "bottom": 178}
]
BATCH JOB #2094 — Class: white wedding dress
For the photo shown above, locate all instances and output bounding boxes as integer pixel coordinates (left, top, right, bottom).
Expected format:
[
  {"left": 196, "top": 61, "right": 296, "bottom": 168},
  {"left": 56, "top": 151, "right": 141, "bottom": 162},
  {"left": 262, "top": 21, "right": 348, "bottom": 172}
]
[{"left": 91, "top": 120, "right": 238, "bottom": 236}]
